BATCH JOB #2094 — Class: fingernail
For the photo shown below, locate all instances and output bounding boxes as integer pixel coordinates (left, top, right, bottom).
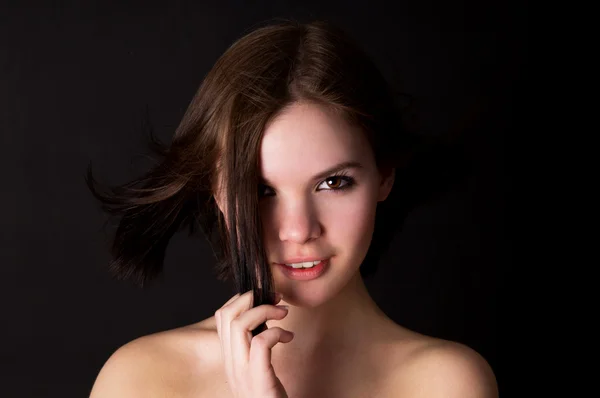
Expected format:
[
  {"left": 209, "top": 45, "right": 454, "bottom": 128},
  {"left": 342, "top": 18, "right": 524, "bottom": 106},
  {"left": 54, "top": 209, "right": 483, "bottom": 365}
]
[{"left": 276, "top": 305, "right": 289, "bottom": 310}]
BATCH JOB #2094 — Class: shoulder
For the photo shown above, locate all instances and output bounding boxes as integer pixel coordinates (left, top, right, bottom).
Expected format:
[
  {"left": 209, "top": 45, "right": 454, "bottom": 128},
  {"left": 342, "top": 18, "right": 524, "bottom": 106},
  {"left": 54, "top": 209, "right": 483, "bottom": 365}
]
[
  {"left": 89, "top": 321, "right": 222, "bottom": 398},
  {"left": 386, "top": 336, "right": 498, "bottom": 398}
]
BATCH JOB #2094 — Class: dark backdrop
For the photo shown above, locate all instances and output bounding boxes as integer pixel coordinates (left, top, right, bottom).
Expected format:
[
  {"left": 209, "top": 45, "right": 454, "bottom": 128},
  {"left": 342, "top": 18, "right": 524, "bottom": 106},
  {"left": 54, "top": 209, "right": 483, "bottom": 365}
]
[{"left": 0, "top": 1, "right": 525, "bottom": 397}]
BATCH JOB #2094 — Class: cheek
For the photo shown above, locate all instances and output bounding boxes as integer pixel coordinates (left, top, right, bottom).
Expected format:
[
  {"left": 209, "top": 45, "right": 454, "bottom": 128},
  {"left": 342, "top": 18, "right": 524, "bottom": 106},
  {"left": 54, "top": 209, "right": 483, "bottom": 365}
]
[
  {"left": 328, "top": 193, "right": 378, "bottom": 258},
  {"left": 327, "top": 194, "right": 376, "bottom": 241},
  {"left": 260, "top": 188, "right": 378, "bottom": 247}
]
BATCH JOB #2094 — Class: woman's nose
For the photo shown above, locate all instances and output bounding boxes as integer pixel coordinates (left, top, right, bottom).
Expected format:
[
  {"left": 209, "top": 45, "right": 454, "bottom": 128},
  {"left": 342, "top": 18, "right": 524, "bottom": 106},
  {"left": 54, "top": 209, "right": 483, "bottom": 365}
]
[{"left": 277, "top": 202, "right": 322, "bottom": 243}]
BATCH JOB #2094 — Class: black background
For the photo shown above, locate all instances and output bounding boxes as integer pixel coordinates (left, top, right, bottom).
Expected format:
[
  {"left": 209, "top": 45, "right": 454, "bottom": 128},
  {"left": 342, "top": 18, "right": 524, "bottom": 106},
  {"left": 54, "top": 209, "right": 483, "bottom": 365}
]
[{"left": 1, "top": 1, "right": 526, "bottom": 397}]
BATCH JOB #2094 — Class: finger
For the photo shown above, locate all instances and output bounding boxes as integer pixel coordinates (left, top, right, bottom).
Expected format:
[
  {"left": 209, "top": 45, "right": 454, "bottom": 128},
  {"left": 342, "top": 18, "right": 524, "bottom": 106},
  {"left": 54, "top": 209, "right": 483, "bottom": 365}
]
[
  {"left": 215, "top": 293, "right": 241, "bottom": 337},
  {"left": 222, "top": 292, "right": 242, "bottom": 309},
  {"left": 249, "top": 327, "right": 294, "bottom": 375},
  {"left": 231, "top": 305, "right": 289, "bottom": 365},
  {"left": 218, "top": 290, "right": 252, "bottom": 338},
  {"left": 217, "top": 291, "right": 254, "bottom": 381},
  {"left": 215, "top": 293, "right": 240, "bottom": 342},
  {"left": 214, "top": 291, "right": 244, "bottom": 382}
]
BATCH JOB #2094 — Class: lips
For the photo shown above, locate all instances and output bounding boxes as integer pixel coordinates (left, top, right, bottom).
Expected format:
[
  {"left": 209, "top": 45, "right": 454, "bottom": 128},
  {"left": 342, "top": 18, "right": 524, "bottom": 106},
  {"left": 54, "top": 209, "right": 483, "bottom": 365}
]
[
  {"left": 276, "top": 256, "right": 330, "bottom": 265},
  {"left": 276, "top": 258, "right": 329, "bottom": 280}
]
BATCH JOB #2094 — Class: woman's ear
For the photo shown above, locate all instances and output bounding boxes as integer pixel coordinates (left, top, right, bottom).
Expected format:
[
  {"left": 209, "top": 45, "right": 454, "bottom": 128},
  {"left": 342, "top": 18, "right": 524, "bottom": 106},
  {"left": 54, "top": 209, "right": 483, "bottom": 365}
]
[{"left": 377, "top": 167, "right": 395, "bottom": 202}]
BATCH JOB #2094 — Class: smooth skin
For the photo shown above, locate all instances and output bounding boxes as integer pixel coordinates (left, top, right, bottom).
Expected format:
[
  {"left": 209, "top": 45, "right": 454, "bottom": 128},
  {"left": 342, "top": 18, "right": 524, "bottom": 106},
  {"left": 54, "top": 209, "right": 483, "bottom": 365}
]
[
  {"left": 88, "top": 101, "right": 499, "bottom": 397},
  {"left": 215, "top": 291, "right": 293, "bottom": 398}
]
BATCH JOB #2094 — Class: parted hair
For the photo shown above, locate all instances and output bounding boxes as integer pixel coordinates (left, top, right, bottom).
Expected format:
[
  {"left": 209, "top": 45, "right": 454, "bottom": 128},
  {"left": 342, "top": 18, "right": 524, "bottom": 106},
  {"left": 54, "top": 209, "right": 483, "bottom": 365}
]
[{"left": 85, "top": 18, "right": 425, "bottom": 333}]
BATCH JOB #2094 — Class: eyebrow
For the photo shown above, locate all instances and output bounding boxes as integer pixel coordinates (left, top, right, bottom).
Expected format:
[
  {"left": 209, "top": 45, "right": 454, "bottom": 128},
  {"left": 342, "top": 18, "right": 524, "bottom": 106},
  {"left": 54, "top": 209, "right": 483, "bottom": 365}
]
[{"left": 259, "top": 161, "right": 364, "bottom": 186}]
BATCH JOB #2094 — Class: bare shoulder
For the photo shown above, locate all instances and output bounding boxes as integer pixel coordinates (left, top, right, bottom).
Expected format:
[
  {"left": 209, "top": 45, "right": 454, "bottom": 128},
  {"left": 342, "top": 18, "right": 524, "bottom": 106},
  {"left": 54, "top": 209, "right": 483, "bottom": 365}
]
[
  {"left": 89, "top": 318, "right": 223, "bottom": 398},
  {"left": 384, "top": 332, "right": 499, "bottom": 398}
]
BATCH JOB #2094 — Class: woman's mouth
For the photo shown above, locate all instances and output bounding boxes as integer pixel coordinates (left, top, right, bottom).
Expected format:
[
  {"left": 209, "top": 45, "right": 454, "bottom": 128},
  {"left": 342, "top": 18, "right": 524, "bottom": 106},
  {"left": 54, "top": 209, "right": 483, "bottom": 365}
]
[{"left": 276, "top": 258, "right": 330, "bottom": 280}]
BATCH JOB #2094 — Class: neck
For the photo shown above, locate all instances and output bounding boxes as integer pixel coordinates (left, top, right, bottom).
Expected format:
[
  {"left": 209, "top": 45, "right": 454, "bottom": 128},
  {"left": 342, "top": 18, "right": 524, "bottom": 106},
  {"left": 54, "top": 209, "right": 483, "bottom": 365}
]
[{"left": 266, "top": 271, "right": 392, "bottom": 362}]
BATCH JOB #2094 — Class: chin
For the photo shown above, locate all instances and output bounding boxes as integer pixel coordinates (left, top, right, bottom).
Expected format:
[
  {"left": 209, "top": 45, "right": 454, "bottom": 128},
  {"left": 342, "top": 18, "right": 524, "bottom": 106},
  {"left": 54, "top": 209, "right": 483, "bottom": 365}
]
[
  {"left": 279, "top": 292, "right": 331, "bottom": 309},
  {"left": 272, "top": 276, "right": 350, "bottom": 309},
  {"left": 269, "top": 255, "right": 362, "bottom": 307}
]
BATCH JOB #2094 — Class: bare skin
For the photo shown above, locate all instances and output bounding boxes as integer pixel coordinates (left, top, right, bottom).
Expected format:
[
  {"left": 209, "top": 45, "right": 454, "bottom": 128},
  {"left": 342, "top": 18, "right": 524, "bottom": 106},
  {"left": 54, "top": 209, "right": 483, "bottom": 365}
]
[
  {"left": 90, "top": 102, "right": 498, "bottom": 397},
  {"left": 89, "top": 274, "right": 498, "bottom": 398},
  {"left": 91, "top": 308, "right": 497, "bottom": 397},
  {"left": 96, "top": 308, "right": 435, "bottom": 397},
  {"left": 207, "top": 270, "right": 434, "bottom": 398}
]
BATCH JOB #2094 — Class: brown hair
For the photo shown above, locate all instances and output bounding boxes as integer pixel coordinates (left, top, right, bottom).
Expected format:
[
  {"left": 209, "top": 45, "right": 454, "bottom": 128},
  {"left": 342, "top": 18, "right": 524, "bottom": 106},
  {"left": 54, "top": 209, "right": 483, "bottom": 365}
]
[{"left": 85, "top": 18, "right": 419, "bottom": 334}]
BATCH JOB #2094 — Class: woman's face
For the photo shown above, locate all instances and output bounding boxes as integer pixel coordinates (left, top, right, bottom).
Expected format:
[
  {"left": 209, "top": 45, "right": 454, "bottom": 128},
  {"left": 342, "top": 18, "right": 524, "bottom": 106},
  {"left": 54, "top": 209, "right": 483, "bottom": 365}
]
[{"left": 258, "top": 101, "right": 394, "bottom": 307}]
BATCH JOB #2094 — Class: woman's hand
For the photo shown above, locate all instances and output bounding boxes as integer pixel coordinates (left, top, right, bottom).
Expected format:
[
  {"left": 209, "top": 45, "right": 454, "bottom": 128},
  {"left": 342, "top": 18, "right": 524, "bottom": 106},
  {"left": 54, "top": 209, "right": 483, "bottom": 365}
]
[{"left": 215, "top": 290, "right": 294, "bottom": 398}]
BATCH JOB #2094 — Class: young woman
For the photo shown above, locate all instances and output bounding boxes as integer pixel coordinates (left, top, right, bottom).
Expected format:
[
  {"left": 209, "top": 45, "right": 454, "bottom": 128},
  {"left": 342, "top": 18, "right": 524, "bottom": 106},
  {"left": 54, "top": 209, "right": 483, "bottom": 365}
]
[{"left": 87, "top": 19, "right": 498, "bottom": 398}]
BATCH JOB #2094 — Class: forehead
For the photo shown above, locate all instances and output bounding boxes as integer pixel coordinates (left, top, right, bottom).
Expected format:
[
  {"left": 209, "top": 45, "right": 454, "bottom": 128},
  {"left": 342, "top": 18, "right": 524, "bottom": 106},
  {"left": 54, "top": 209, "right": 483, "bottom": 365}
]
[{"left": 259, "top": 103, "right": 369, "bottom": 178}]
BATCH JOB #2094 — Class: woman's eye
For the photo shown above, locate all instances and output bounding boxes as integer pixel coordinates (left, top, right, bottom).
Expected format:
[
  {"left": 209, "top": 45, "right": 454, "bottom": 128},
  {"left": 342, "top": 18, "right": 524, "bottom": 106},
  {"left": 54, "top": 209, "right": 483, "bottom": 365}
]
[
  {"left": 258, "top": 175, "right": 355, "bottom": 197},
  {"left": 318, "top": 176, "right": 353, "bottom": 190}
]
